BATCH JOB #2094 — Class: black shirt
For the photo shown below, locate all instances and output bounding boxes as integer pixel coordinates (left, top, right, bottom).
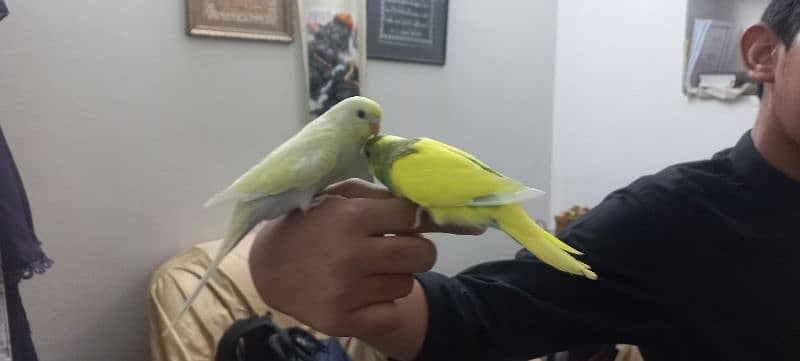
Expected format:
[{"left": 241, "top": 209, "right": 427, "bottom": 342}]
[{"left": 415, "top": 130, "right": 800, "bottom": 361}]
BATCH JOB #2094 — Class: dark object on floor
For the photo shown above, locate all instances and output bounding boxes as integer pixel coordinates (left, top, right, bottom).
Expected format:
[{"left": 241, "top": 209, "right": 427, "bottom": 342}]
[
  {"left": 216, "top": 312, "right": 352, "bottom": 361},
  {"left": 547, "top": 344, "right": 618, "bottom": 361}
]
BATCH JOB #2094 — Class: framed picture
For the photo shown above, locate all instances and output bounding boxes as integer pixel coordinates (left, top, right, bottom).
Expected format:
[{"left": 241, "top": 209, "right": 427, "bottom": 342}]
[
  {"left": 186, "top": 0, "right": 294, "bottom": 42},
  {"left": 366, "top": 0, "right": 448, "bottom": 65},
  {"left": 298, "top": 0, "right": 367, "bottom": 119}
]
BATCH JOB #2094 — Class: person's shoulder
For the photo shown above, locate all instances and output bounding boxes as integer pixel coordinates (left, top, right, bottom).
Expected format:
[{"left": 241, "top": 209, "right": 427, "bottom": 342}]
[{"left": 613, "top": 147, "right": 734, "bottom": 214}]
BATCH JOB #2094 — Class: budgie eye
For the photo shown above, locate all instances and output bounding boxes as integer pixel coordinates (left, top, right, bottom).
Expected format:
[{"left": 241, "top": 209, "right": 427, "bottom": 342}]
[{"left": 357, "top": 110, "right": 366, "bottom": 119}]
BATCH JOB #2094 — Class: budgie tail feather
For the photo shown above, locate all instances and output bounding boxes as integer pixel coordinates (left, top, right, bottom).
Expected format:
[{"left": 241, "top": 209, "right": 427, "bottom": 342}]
[
  {"left": 495, "top": 204, "right": 597, "bottom": 280},
  {"left": 161, "top": 190, "right": 312, "bottom": 337}
]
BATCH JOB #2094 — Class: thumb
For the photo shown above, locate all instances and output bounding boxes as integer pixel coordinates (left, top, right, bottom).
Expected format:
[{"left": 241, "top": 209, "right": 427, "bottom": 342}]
[{"left": 324, "top": 178, "right": 394, "bottom": 199}]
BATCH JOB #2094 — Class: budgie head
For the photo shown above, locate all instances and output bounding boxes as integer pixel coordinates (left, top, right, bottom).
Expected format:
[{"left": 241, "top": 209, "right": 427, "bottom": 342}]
[
  {"left": 326, "top": 96, "right": 383, "bottom": 140},
  {"left": 363, "top": 134, "right": 417, "bottom": 185}
]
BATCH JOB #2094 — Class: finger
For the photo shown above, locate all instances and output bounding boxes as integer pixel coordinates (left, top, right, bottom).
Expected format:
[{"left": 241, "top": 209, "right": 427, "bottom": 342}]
[
  {"left": 351, "top": 198, "right": 486, "bottom": 236},
  {"left": 324, "top": 178, "right": 395, "bottom": 199},
  {"left": 358, "top": 235, "right": 437, "bottom": 274},
  {"left": 338, "top": 197, "right": 417, "bottom": 235},
  {"left": 343, "top": 274, "right": 415, "bottom": 310},
  {"left": 415, "top": 211, "right": 488, "bottom": 235},
  {"left": 346, "top": 301, "right": 405, "bottom": 338}
]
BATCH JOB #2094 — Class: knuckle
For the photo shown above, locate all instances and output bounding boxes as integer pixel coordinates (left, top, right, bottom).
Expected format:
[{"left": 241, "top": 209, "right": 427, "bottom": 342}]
[
  {"left": 341, "top": 198, "right": 369, "bottom": 220},
  {"left": 340, "top": 178, "right": 368, "bottom": 190},
  {"left": 325, "top": 179, "right": 351, "bottom": 193},
  {"left": 326, "top": 178, "right": 367, "bottom": 196},
  {"left": 328, "top": 179, "right": 355, "bottom": 193}
]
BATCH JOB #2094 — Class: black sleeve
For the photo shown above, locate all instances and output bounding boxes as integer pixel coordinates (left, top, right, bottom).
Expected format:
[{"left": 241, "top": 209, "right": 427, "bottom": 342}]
[{"left": 414, "top": 186, "right": 676, "bottom": 361}]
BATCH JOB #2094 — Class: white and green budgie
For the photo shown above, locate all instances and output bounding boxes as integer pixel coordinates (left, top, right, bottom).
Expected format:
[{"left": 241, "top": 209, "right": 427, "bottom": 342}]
[{"left": 163, "top": 96, "right": 383, "bottom": 335}]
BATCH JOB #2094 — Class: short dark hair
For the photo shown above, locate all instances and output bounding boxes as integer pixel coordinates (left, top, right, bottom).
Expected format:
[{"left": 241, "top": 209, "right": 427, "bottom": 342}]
[
  {"left": 762, "top": 0, "right": 800, "bottom": 47},
  {"left": 757, "top": 0, "right": 800, "bottom": 97}
]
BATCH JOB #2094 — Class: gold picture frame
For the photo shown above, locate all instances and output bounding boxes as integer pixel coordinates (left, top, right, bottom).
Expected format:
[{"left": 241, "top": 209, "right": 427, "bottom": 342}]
[{"left": 186, "top": 0, "right": 294, "bottom": 42}]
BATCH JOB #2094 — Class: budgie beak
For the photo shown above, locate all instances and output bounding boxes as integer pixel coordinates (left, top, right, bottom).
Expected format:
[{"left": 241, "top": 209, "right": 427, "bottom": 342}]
[
  {"left": 369, "top": 117, "right": 381, "bottom": 135},
  {"left": 366, "top": 134, "right": 383, "bottom": 147}
]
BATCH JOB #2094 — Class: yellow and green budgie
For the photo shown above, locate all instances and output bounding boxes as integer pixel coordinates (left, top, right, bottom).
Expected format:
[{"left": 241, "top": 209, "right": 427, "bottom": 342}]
[
  {"left": 364, "top": 135, "right": 597, "bottom": 280},
  {"left": 163, "top": 96, "right": 384, "bottom": 336}
]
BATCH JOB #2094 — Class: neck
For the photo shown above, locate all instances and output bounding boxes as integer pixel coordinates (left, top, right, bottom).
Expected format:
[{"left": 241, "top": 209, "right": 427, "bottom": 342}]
[{"left": 752, "top": 93, "right": 800, "bottom": 183}]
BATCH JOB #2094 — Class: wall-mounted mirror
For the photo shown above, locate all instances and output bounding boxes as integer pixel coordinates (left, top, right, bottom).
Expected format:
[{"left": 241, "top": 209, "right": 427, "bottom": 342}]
[{"left": 684, "top": 0, "right": 769, "bottom": 99}]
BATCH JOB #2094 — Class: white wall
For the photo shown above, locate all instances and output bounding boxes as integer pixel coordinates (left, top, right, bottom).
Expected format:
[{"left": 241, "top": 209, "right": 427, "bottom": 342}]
[
  {"left": 0, "top": 0, "right": 557, "bottom": 360},
  {"left": 2, "top": 0, "right": 307, "bottom": 359},
  {"left": 550, "top": 0, "right": 758, "bottom": 217}
]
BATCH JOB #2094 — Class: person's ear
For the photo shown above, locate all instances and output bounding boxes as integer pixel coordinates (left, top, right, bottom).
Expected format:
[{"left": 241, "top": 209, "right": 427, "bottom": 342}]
[{"left": 741, "top": 23, "right": 780, "bottom": 83}]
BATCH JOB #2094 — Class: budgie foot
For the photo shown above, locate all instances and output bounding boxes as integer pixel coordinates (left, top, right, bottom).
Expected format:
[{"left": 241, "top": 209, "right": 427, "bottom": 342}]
[
  {"left": 301, "top": 194, "right": 348, "bottom": 214},
  {"left": 412, "top": 206, "right": 424, "bottom": 230}
]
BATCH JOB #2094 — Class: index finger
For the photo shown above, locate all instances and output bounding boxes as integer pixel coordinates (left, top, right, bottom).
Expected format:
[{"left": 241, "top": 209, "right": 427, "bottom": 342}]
[
  {"left": 416, "top": 212, "right": 487, "bottom": 236},
  {"left": 350, "top": 198, "right": 486, "bottom": 236}
]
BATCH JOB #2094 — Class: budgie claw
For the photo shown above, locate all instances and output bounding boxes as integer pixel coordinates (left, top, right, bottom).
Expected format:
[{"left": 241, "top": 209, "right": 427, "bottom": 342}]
[{"left": 412, "top": 206, "right": 424, "bottom": 230}]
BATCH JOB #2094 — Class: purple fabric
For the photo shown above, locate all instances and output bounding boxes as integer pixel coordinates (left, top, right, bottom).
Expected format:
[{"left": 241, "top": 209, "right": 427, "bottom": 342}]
[
  {"left": 2, "top": 8, "right": 51, "bottom": 361},
  {"left": 0, "top": 0, "right": 7, "bottom": 22},
  {"left": 0, "top": 125, "right": 53, "bottom": 283},
  {"left": 317, "top": 338, "right": 353, "bottom": 361},
  {"left": 7, "top": 283, "right": 39, "bottom": 361},
  {"left": 0, "top": 123, "right": 50, "bottom": 361}
]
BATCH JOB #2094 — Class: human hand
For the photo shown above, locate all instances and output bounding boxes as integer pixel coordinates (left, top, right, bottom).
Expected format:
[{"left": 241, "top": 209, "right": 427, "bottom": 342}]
[{"left": 248, "top": 178, "right": 483, "bottom": 339}]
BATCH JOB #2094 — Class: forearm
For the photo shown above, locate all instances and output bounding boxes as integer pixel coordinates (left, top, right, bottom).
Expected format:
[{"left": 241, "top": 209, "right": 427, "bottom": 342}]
[
  {"left": 361, "top": 270, "right": 529, "bottom": 361},
  {"left": 360, "top": 263, "right": 613, "bottom": 361},
  {"left": 357, "top": 280, "right": 429, "bottom": 361}
]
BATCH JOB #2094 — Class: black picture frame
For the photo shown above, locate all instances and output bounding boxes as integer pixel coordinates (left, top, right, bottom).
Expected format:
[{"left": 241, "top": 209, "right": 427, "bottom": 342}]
[{"left": 366, "top": 0, "right": 449, "bottom": 65}]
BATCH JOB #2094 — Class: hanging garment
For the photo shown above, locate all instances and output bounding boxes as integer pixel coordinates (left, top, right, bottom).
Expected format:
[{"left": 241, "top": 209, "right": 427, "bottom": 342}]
[
  {"left": 0, "top": 121, "right": 54, "bottom": 361},
  {"left": 0, "top": 0, "right": 7, "bottom": 22}
]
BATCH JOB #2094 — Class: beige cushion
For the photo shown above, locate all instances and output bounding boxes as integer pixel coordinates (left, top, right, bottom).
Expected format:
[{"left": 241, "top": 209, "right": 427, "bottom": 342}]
[{"left": 148, "top": 234, "right": 387, "bottom": 361}]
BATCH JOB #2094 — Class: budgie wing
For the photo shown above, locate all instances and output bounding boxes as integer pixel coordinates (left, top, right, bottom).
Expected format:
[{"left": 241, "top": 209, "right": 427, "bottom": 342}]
[
  {"left": 430, "top": 140, "right": 546, "bottom": 205},
  {"left": 390, "top": 138, "right": 540, "bottom": 208},
  {"left": 466, "top": 186, "right": 545, "bottom": 206},
  {"left": 205, "top": 128, "right": 340, "bottom": 207}
]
